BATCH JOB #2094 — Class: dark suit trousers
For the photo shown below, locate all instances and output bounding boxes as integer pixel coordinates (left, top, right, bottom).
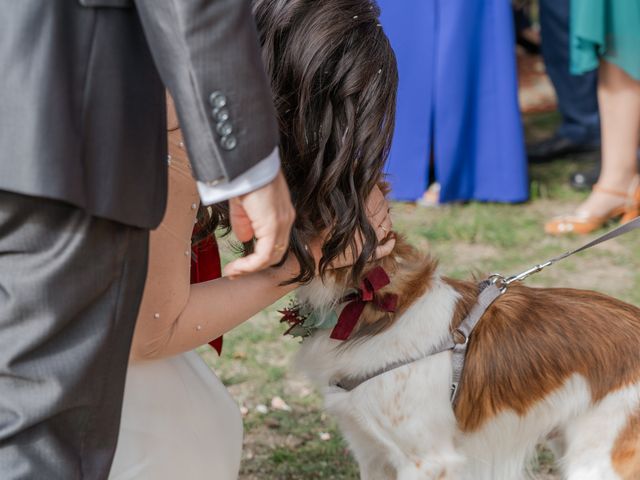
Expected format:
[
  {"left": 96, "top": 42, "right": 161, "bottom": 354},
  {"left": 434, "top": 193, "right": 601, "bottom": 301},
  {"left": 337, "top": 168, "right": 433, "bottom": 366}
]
[
  {"left": 0, "top": 191, "right": 149, "bottom": 479},
  {"left": 539, "top": 0, "right": 600, "bottom": 145}
]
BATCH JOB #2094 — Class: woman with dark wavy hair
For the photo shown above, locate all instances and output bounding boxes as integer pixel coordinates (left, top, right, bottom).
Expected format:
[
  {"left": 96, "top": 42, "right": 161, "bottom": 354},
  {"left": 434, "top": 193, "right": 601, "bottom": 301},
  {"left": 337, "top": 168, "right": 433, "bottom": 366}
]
[{"left": 110, "top": 1, "right": 398, "bottom": 478}]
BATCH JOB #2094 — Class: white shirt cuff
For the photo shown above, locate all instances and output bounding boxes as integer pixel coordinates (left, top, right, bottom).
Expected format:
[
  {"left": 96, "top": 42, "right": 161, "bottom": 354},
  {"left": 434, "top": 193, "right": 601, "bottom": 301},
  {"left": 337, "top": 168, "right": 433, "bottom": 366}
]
[{"left": 196, "top": 147, "right": 280, "bottom": 205}]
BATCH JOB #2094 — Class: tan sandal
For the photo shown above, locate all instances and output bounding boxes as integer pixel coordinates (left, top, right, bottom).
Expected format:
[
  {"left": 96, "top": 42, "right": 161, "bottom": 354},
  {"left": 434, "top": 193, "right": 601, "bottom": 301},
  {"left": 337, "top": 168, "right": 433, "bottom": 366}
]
[{"left": 545, "top": 177, "right": 640, "bottom": 235}]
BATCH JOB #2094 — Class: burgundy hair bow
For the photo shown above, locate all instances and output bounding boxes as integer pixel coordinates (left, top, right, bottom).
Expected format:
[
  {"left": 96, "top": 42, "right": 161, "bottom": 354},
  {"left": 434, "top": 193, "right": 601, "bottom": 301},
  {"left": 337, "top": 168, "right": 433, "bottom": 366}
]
[{"left": 330, "top": 266, "right": 398, "bottom": 341}]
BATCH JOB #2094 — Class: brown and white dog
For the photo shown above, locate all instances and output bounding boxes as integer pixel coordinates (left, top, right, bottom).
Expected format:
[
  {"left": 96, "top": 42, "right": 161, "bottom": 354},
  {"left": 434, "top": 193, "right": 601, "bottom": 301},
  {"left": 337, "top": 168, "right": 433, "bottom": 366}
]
[{"left": 294, "top": 238, "right": 640, "bottom": 480}]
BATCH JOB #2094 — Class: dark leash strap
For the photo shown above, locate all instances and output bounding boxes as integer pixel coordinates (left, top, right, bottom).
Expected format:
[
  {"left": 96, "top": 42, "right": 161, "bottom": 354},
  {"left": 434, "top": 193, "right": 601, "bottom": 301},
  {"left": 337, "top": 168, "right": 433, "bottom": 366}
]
[{"left": 334, "top": 217, "right": 640, "bottom": 400}]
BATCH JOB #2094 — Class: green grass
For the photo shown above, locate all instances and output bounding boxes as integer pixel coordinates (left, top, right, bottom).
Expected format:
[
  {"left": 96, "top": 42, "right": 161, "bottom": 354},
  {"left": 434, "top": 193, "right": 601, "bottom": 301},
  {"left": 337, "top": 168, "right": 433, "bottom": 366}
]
[{"left": 200, "top": 112, "right": 640, "bottom": 479}]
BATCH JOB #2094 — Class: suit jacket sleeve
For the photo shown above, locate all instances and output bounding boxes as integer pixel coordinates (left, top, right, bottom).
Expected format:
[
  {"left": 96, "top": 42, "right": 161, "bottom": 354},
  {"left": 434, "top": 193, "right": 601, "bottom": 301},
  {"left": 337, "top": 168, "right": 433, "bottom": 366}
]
[{"left": 134, "top": 0, "right": 280, "bottom": 185}]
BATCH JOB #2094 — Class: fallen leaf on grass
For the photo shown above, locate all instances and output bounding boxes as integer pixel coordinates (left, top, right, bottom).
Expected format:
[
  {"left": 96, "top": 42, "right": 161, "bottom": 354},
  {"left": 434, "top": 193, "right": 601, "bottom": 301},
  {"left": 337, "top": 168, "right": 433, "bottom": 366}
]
[{"left": 271, "top": 396, "right": 292, "bottom": 412}]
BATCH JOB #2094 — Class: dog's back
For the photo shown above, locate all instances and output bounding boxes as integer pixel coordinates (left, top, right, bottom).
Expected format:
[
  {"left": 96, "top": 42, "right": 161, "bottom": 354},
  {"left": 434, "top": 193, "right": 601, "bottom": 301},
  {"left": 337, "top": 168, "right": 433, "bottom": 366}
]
[{"left": 295, "top": 240, "right": 640, "bottom": 479}]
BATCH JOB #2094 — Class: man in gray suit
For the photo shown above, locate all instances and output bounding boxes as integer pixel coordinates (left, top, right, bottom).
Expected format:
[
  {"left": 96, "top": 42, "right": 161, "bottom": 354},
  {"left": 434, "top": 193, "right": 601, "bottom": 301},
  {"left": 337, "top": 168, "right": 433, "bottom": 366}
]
[{"left": 0, "top": 1, "right": 294, "bottom": 478}]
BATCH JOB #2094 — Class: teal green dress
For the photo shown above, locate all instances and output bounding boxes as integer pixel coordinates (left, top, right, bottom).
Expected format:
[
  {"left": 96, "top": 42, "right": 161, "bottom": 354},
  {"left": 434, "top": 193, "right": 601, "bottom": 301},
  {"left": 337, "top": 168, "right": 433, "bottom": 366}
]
[{"left": 571, "top": 0, "right": 640, "bottom": 80}]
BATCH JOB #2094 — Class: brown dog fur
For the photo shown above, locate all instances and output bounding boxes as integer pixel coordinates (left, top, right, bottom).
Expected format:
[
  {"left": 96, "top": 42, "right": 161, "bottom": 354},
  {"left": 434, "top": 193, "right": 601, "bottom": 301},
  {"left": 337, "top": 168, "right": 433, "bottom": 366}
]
[{"left": 340, "top": 237, "right": 640, "bottom": 443}]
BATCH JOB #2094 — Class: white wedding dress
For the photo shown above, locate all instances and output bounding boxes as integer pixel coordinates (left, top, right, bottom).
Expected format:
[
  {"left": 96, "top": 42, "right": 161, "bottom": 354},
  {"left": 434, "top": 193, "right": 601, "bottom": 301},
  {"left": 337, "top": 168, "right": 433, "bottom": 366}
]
[{"left": 110, "top": 352, "right": 242, "bottom": 480}]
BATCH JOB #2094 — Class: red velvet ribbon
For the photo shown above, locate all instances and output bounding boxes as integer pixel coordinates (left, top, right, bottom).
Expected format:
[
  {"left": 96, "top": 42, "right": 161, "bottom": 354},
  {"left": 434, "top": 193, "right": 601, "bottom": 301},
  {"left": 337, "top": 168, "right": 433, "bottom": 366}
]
[
  {"left": 190, "top": 231, "right": 223, "bottom": 355},
  {"left": 330, "top": 266, "right": 398, "bottom": 341}
]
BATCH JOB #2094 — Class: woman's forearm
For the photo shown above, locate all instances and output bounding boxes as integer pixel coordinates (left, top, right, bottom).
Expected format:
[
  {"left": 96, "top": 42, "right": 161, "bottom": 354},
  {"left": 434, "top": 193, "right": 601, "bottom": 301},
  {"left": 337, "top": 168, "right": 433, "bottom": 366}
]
[{"left": 130, "top": 260, "right": 298, "bottom": 361}]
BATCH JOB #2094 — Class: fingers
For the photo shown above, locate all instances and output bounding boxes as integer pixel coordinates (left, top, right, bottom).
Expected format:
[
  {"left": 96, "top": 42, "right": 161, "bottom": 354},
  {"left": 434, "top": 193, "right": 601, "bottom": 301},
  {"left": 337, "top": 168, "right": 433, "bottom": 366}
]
[
  {"left": 225, "top": 213, "right": 293, "bottom": 276},
  {"left": 228, "top": 199, "right": 254, "bottom": 243},
  {"left": 372, "top": 204, "right": 392, "bottom": 242},
  {"left": 374, "top": 235, "right": 396, "bottom": 260},
  {"left": 224, "top": 232, "right": 278, "bottom": 276},
  {"left": 365, "top": 185, "right": 393, "bottom": 240},
  {"left": 224, "top": 227, "right": 290, "bottom": 277},
  {"left": 319, "top": 186, "right": 394, "bottom": 271},
  {"left": 375, "top": 211, "right": 393, "bottom": 241},
  {"left": 326, "top": 232, "right": 396, "bottom": 270},
  {"left": 366, "top": 185, "right": 388, "bottom": 219},
  {"left": 224, "top": 171, "right": 295, "bottom": 277}
]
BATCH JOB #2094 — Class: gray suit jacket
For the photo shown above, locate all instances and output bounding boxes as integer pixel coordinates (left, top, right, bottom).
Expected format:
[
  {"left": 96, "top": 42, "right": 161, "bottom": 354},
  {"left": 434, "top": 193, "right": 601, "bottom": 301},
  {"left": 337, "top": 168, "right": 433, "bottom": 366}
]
[{"left": 0, "top": 0, "right": 278, "bottom": 228}]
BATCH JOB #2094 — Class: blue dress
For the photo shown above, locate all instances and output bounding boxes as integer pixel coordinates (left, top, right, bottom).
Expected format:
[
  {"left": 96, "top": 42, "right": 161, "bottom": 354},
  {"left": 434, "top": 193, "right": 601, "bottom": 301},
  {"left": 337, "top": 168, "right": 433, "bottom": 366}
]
[{"left": 378, "top": 0, "right": 529, "bottom": 203}]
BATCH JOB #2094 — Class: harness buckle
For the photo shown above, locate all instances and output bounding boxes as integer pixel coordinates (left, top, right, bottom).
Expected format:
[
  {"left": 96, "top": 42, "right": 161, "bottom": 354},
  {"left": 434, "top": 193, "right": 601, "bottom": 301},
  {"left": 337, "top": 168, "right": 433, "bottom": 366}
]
[
  {"left": 450, "top": 382, "right": 459, "bottom": 402},
  {"left": 488, "top": 273, "right": 508, "bottom": 293},
  {"left": 452, "top": 328, "right": 469, "bottom": 346}
]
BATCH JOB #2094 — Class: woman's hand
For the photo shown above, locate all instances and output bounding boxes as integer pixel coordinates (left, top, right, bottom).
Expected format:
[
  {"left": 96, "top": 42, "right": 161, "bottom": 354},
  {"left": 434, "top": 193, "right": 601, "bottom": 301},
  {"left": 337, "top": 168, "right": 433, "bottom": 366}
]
[{"left": 309, "top": 185, "right": 396, "bottom": 270}]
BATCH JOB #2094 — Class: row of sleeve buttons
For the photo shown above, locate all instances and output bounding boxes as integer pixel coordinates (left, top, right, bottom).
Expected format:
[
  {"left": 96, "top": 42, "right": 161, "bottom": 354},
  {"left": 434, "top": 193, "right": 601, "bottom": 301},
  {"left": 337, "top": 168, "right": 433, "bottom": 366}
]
[{"left": 208, "top": 91, "right": 237, "bottom": 151}]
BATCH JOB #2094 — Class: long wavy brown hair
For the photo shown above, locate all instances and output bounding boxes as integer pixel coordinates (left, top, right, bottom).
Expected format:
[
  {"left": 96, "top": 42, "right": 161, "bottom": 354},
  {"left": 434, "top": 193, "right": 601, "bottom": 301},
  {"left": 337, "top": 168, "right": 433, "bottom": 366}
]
[{"left": 204, "top": 0, "right": 398, "bottom": 284}]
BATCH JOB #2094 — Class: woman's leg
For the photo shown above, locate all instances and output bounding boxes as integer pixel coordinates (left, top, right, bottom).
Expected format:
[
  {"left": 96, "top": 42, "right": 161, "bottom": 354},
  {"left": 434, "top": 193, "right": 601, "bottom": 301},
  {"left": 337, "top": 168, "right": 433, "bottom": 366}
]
[{"left": 577, "top": 61, "right": 640, "bottom": 217}]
